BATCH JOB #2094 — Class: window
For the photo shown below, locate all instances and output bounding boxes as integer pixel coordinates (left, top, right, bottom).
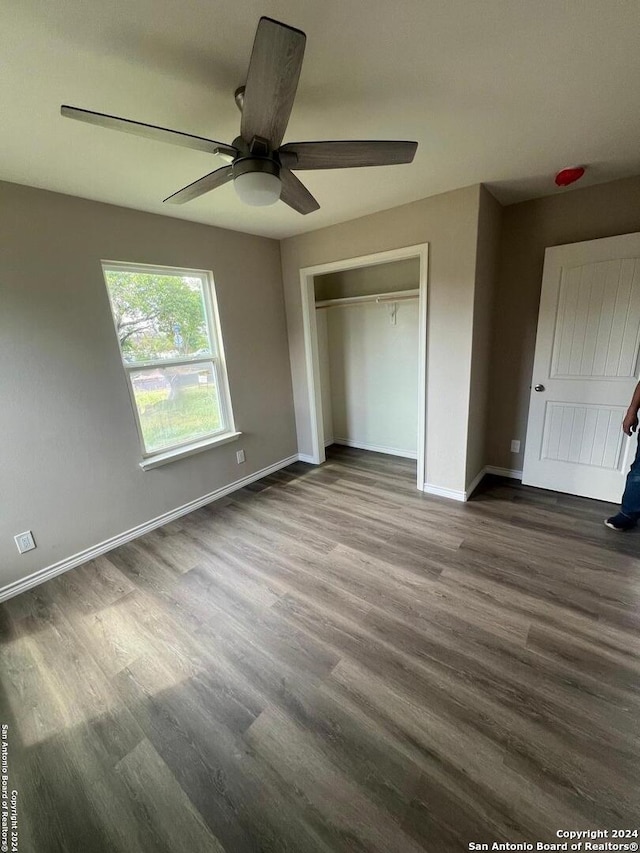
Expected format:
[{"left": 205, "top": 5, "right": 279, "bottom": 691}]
[{"left": 102, "top": 262, "right": 237, "bottom": 465}]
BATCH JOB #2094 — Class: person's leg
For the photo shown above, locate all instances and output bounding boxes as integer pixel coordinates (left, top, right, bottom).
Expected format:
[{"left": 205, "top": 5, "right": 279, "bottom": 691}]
[
  {"left": 621, "top": 435, "right": 640, "bottom": 516},
  {"left": 606, "top": 436, "right": 640, "bottom": 530}
]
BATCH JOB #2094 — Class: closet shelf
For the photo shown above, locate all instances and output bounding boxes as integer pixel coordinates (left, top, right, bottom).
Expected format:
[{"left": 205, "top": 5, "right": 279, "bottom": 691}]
[{"left": 315, "top": 289, "right": 419, "bottom": 309}]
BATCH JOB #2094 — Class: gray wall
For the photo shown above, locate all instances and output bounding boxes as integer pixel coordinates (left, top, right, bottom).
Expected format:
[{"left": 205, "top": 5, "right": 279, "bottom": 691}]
[
  {"left": 0, "top": 181, "right": 296, "bottom": 587},
  {"left": 487, "top": 175, "right": 640, "bottom": 471},
  {"left": 466, "top": 186, "right": 502, "bottom": 484},
  {"left": 280, "top": 185, "right": 482, "bottom": 494}
]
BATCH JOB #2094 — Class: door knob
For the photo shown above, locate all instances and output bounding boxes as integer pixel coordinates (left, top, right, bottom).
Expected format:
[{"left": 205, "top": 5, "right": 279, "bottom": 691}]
[{"left": 534, "top": 384, "right": 545, "bottom": 392}]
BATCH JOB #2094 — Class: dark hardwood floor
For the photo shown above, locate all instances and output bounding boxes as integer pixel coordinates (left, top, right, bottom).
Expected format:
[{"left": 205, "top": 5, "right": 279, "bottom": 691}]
[{"left": 1, "top": 446, "right": 638, "bottom": 852}]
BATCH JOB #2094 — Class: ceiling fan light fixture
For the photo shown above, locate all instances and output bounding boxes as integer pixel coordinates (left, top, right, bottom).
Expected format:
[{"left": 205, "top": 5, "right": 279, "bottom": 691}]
[
  {"left": 233, "top": 158, "right": 281, "bottom": 206},
  {"left": 234, "top": 170, "right": 281, "bottom": 206}
]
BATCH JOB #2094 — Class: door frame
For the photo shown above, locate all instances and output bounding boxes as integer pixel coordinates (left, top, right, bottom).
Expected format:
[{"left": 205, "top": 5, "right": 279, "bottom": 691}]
[{"left": 299, "top": 243, "right": 429, "bottom": 491}]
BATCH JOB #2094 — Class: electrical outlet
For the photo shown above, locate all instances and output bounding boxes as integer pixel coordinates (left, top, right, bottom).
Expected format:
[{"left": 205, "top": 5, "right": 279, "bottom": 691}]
[
  {"left": 15, "top": 531, "right": 36, "bottom": 554},
  {"left": 510, "top": 440, "right": 521, "bottom": 454},
  {"left": 236, "top": 449, "right": 246, "bottom": 464}
]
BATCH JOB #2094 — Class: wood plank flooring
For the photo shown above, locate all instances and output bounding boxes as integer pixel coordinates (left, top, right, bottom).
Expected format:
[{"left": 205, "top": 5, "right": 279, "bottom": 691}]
[{"left": 1, "top": 446, "right": 639, "bottom": 852}]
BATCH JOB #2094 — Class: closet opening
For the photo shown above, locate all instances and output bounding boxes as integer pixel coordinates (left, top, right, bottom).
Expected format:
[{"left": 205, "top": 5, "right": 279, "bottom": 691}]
[{"left": 299, "top": 244, "right": 428, "bottom": 491}]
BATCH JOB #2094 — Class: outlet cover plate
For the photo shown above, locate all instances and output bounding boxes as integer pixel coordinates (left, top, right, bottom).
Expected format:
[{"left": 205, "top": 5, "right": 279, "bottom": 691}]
[
  {"left": 510, "top": 440, "right": 521, "bottom": 453},
  {"left": 15, "top": 531, "right": 36, "bottom": 554}
]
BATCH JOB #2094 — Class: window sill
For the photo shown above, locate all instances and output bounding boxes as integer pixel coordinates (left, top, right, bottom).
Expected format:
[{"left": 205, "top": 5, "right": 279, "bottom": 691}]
[{"left": 139, "top": 431, "right": 242, "bottom": 470}]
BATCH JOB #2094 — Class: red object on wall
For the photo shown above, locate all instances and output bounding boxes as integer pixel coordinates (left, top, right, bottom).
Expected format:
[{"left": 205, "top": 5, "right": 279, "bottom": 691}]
[{"left": 555, "top": 166, "right": 585, "bottom": 187}]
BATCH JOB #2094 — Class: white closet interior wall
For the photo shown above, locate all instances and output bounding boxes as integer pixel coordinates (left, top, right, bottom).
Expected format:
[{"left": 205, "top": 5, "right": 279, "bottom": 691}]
[{"left": 315, "top": 258, "right": 420, "bottom": 459}]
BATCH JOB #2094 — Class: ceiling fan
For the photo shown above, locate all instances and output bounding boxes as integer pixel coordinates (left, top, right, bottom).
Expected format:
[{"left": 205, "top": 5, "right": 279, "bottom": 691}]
[{"left": 61, "top": 17, "right": 418, "bottom": 215}]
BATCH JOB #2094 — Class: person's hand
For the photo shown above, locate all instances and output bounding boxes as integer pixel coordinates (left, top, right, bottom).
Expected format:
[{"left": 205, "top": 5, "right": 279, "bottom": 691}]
[{"left": 623, "top": 410, "right": 639, "bottom": 436}]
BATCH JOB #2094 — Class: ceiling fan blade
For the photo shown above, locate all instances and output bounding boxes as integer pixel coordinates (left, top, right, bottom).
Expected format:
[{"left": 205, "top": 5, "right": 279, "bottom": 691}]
[
  {"left": 61, "top": 105, "right": 237, "bottom": 158},
  {"left": 278, "top": 140, "right": 418, "bottom": 170},
  {"left": 241, "top": 17, "right": 306, "bottom": 149},
  {"left": 280, "top": 169, "right": 320, "bottom": 215},
  {"left": 163, "top": 165, "right": 234, "bottom": 204}
]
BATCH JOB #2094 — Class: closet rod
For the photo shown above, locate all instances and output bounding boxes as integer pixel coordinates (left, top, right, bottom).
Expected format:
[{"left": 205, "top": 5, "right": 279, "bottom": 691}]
[{"left": 315, "top": 288, "right": 419, "bottom": 309}]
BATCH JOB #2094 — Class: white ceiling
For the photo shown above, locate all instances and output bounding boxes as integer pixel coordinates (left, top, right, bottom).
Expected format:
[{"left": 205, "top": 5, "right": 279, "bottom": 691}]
[{"left": 3, "top": 0, "right": 640, "bottom": 239}]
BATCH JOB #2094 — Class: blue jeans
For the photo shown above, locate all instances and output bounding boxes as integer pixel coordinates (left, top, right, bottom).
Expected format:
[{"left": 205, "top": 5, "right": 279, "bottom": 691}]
[{"left": 621, "top": 435, "right": 640, "bottom": 519}]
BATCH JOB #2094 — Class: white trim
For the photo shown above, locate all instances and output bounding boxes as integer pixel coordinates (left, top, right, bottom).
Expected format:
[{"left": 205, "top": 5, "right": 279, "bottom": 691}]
[
  {"left": 423, "top": 483, "right": 467, "bottom": 502},
  {"left": 297, "top": 453, "right": 318, "bottom": 464},
  {"left": 300, "top": 274, "right": 325, "bottom": 464},
  {"left": 484, "top": 466, "right": 523, "bottom": 479},
  {"left": 124, "top": 354, "right": 220, "bottom": 370},
  {"left": 101, "top": 261, "right": 237, "bottom": 462},
  {"left": 416, "top": 247, "right": 428, "bottom": 493},
  {"left": 101, "top": 260, "right": 216, "bottom": 279},
  {"left": 333, "top": 438, "right": 417, "bottom": 460},
  {"left": 299, "top": 246, "right": 428, "bottom": 278},
  {"left": 3, "top": 455, "right": 527, "bottom": 604},
  {"left": 424, "top": 465, "right": 523, "bottom": 502},
  {"left": 299, "top": 242, "right": 429, "bottom": 490},
  {"left": 139, "top": 431, "right": 242, "bottom": 470},
  {"left": 465, "top": 467, "right": 486, "bottom": 498},
  {"left": 0, "top": 454, "right": 299, "bottom": 604}
]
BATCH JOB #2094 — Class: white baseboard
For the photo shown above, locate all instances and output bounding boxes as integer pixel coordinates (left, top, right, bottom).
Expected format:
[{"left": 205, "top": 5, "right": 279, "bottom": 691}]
[
  {"left": 297, "top": 453, "right": 319, "bottom": 464},
  {"left": 0, "top": 453, "right": 300, "bottom": 604},
  {"left": 333, "top": 438, "right": 417, "bottom": 460},
  {"left": 423, "top": 483, "right": 467, "bottom": 502},
  {"left": 484, "top": 466, "right": 523, "bottom": 479},
  {"left": 465, "top": 467, "right": 487, "bottom": 499},
  {"left": 424, "top": 465, "right": 523, "bottom": 503},
  {"left": 423, "top": 468, "right": 483, "bottom": 502},
  {"left": 4, "top": 453, "right": 525, "bottom": 604}
]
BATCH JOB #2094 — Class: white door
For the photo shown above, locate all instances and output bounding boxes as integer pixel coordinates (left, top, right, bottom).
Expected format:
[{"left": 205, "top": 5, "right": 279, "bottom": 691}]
[{"left": 523, "top": 232, "right": 640, "bottom": 502}]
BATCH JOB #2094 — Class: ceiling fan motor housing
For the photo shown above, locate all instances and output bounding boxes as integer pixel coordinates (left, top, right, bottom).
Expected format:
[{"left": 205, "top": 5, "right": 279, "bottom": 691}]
[{"left": 232, "top": 157, "right": 280, "bottom": 179}]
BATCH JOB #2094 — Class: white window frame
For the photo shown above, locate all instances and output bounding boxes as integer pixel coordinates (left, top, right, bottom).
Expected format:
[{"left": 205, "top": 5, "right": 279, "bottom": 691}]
[{"left": 101, "top": 260, "right": 239, "bottom": 468}]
